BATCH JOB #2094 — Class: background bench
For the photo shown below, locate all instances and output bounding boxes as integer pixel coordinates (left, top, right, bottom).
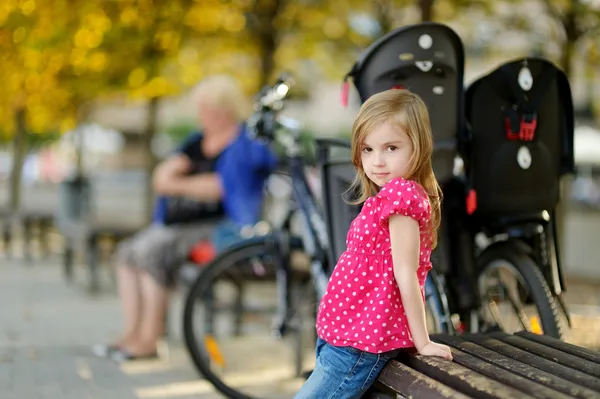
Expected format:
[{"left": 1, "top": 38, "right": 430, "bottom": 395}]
[
  {"left": 366, "top": 331, "right": 600, "bottom": 399},
  {"left": 55, "top": 175, "right": 143, "bottom": 293}
]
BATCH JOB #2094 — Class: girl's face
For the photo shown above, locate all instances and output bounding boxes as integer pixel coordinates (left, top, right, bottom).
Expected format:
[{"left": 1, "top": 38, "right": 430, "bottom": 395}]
[{"left": 360, "top": 120, "right": 414, "bottom": 187}]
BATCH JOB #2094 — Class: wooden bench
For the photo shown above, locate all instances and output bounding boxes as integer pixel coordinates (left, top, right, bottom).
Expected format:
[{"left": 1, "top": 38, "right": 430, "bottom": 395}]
[
  {"left": 366, "top": 331, "right": 600, "bottom": 399},
  {"left": 60, "top": 220, "right": 139, "bottom": 293},
  {"left": 0, "top": 209, "right": 54, "bottom": 261}
]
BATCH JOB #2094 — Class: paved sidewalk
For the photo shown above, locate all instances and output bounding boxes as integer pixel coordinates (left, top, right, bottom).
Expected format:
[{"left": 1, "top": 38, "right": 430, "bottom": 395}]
[
  {"left": 1, "top": 255, "right": 598, "bottom": 399},
  {"left": 0, "top": 258, "right": 223, "bottom": 399}
]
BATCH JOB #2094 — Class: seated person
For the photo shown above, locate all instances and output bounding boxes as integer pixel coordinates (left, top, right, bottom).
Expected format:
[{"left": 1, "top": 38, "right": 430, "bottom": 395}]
[{"left": 94, "top": 75, "right": 277, "bottom": 361}]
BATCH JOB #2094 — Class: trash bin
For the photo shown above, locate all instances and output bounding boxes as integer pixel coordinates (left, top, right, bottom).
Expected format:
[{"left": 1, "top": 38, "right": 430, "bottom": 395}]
[{"left": 55, "top": 175, "right": 91, "bottom": 227}]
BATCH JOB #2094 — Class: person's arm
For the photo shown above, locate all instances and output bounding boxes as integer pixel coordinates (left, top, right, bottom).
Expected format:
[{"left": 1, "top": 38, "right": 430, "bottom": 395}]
[
  {"left": 389, "top": 215, "right": 430, "bottom": 350},
  {"left": 152, "top": 154, "right": 222, "bottom": 201},
  {"left": 389, "top": 215, "right": 453, "bottom": 360}
]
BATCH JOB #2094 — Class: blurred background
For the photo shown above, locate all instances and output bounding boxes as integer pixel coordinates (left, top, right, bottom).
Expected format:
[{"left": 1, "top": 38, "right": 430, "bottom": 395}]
[
  {"left": 1, "top": 1, "right": 599, "bottom": 398},
  {"left": 1, "top": 0, "right": 599, "bottom": 278}
]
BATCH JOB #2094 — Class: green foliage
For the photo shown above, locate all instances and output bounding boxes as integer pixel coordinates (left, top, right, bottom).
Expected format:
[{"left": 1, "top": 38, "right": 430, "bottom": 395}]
[{"left": 163, "top": 119, "right": 198, "bottom": 144}]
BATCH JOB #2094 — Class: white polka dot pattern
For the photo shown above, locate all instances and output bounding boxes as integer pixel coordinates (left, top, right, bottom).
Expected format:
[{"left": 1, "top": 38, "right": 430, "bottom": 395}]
[{"left": 315, "top": 178, "right": 433, "bottom": 354}]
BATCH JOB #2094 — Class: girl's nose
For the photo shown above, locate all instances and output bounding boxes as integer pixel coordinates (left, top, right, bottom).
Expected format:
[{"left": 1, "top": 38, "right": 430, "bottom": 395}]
[{"left": 373, "top": 152, "right": 385, "bottom": 167}]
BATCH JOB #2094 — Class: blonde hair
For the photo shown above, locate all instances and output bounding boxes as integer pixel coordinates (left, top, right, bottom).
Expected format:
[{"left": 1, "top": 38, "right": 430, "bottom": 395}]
[
  {"left": 191, "top": 75, "right": 251, "bottom": 122},
  {"left": 348, "top": 89, "right": 442, "bottom": 248}
]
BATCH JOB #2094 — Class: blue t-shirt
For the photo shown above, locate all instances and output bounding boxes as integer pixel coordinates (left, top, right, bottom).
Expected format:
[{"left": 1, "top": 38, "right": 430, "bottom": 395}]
[{"left": 153, "top": 124, "right": 277, "bottom": 226}]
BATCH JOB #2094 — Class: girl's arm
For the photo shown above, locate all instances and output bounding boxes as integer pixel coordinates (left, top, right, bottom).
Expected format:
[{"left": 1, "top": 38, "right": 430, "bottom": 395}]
[
  {"left": 389, "top": 215, "right": 452, "bottom": 360},
  {"left": 389, "top": 214, "right": 430, "bottom": 351}
]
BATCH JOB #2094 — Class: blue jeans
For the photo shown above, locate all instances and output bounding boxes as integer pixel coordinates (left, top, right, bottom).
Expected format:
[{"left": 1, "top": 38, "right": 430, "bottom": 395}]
[{"left": 294, "top": 338, "right": 400, "bottom": 399}]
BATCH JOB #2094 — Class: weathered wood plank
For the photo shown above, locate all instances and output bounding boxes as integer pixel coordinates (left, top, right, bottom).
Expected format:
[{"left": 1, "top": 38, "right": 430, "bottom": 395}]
[
  {"left": 515, "top": 331, "right": 600, "bottom": 364},
  {"left": 489, "top": 332, "right": 600, "bottom": 379},
  {"left": 405, "top": 353, "right": 536, "bottom": 399},
  {"left": 376, "top": 359, "right": 470, "bottom": 399},
  {"left": 427, "top": 337, "right": 571, "bottom": 399},
  {"left": 432, "top": 334, "right": 600, "bottom": 399},
  {"left": 463, "top": 333, "right": 600, "bottom": 392}
]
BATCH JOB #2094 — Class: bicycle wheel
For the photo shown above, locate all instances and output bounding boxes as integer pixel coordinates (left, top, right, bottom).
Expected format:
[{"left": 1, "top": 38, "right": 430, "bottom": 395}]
[
  {"left": 474, "top": 245, "right": 562, "bottom": 339},
  {"left": 424, "top": 269, "right": 453, "bottom": 334},
  {"left": 183, "top": 235, "right": 314, "bottom": 399}
]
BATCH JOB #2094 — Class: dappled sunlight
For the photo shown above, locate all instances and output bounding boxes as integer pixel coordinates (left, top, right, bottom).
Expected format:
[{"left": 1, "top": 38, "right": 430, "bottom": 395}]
[
  {"left": 135, "top": 365, "right": 304, "bottom": 399},
  {"left": 135, "top": 379, "right": 216, "bottom": 398},
  {"left": 120, "top": 359, "right": 175, "bottom": 376}
]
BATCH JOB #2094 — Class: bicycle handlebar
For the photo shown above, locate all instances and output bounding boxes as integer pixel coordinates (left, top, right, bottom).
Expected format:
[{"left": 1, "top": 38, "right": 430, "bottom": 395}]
[{"left": 256, "top": 72, "right": 294, "bottom": 110}]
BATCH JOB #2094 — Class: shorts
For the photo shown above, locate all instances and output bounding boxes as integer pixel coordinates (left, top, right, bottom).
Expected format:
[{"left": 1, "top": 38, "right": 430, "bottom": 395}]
[{"left": 114, "top": 221, "right": 219, "bottom": 288}]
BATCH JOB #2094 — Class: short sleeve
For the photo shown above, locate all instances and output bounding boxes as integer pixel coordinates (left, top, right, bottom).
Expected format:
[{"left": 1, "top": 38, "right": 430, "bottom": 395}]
[
  {"left": 247, "top": 139, "right": 278, "bottom": 173},
  {"left": 377, "top": 178, "right": 430, "bottom": 227}
]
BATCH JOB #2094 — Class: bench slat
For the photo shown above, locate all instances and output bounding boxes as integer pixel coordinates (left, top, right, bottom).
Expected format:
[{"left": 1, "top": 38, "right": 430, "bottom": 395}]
[
  {"left": 463, "top": 334, "right": 600, "bottom": 392},
  {"left": 432, "top": 334, "right": 600, "bottom": 399},
  {"left": 376, "top": 359, "right": 470, "bottom": 399},
  {"left": 432, "top": 339, "right": 571, "bottom": 399},
  {"left": 515, "top": 331, "right": 600, "bottom": 364},
  {"left": 488, "top": 332, "right": 600, "bottom": 379},
  {"left": 405, "top": 353, "right": 536, "bottom": 399}
]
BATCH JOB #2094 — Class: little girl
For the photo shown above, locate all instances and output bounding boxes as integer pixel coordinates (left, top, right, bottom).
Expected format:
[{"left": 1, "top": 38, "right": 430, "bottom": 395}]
[{"left": 295, "top": 89, "right": 452, "bottom": 398}]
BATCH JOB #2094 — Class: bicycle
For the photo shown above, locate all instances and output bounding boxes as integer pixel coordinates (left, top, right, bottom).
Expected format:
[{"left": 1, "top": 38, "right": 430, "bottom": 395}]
[{"left": 182, "top": 75, "right": 451, "bottom": 399}]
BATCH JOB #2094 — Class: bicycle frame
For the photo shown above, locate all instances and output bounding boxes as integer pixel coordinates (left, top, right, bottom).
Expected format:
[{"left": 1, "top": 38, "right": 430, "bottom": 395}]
[
  {"left": 287, "top": 154, "right": 331, "bottom": 298},
  {"left": 254, "top": 117, "right": 334, "bottom": 337}
]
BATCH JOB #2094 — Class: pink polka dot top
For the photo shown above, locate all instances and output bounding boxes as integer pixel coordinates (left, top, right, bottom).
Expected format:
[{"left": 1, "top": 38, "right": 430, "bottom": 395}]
[{"left": 316, "top": 177, "right": 433, "bottom": 354}]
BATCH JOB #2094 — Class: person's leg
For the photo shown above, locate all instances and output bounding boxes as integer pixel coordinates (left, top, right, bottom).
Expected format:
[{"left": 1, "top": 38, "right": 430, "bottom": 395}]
[
  {"left": 116, "top": 222, "right": 218, "bottom": 358},
  {"left": 294, "top": 339, "right": 397, "bottom": 399},
  {"left": 114, "top": 264, "right": 142, "bottom": 347},
  {"left": 120, "top": 270, "right": 170, "bottom": 355},
  {"left": 93, "top": 228, "right": 152, "bottom": 357}
]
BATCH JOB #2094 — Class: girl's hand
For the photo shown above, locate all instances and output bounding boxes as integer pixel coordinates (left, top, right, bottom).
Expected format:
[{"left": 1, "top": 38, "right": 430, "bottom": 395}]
[{"left": 418, "top": 341, "right": 453, "bottom": 360}]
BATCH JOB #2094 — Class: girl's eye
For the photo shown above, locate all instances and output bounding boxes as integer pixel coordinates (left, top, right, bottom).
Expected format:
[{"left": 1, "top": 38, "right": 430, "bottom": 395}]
[
  {"left": 361, "top": 147, "right": 372, "bottom": 153},
  {"left": 387, "top": 145, "right": 397, "bottom": 151}
]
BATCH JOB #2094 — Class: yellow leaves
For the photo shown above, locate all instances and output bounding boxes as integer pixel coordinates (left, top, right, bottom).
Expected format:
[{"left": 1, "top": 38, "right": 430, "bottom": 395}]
[
  {"left": 128, "top": 68, "right": 147, "bottom": 88},
  {"left": 0, "top": 29, "right": 11, "bottom": 45},
  {"left": 144, "top": 77, "right": 174, "bottom": 97},
  {"left": 47, "top": 53, "right": 64, "bottom": 73},
  {"left": 323, "top": 17, "right": 346, "bottom": 39},
  {"left": 1, "top": 0, "right": 17, "bottom": 12},
  {"left": 20, "top": 0, "right": 35, "bottom": 16},
  {"left": 24, "top": 74, "right": 40, "bottom": 91},
  {"left": 155, "top": 30, "right": 180, "bottom": 52},
  {"left": 23, "top": 49, "right": 41, "bottom": 70},
  {"left": 8, "top": 74, "right": 22, "bottom": 92},
  {"left": 180, "top": 65, "right": 203, "bottom": 86},
  {"left": 88, "top": 51, "right": 107, "bottom": 72},
  {"left": 120, "top": 6, "right": 138, "bottom": 26},
  {"left": 298, "top": 9, "right": 325, "bottom": 29},
  {"left": 178, "top": 47, "right": 199, "bottom": 66},
  {"left": 223, "top": 13, "right": 246, "bottom": 33},
  {"left": 128, "top": 76, "right": 177, "bottom": 99},
  {"left": 84, "top": 11, "right": 111, "bottom": 34},
  {"left": 184, "top": 5, "right": 224, "bottom": 32},
  {"left": 70, "top": 47, "right": 86, "bottom": 70},
  {"left": 74, "top": 28, "right": 103, "bottom": 49},
  {"left": 59, "top": 117, "right": 75, "bottom": 134},
  {"left": 13, "top": 26, "right": 26, "bottom": 43}
]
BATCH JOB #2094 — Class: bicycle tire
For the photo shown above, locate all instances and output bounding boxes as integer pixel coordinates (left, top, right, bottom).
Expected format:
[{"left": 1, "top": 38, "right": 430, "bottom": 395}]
[
  {"left": 183, "top": 235, "right": 306, "bottom": 399},
  {"left": 475, "top": 245, "right": 562, "bottom": 339},
  {"left": 424, "top": 269, "right": 453, "bottom": 334}
]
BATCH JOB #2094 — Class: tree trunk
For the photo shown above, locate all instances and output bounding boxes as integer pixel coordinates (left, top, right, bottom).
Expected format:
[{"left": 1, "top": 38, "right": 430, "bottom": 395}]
[
  {"left": 9, "top": 108, "right": 27, "bottom": 214},
  {"left": 373, "top": 1, "right": 394, "bottom": 35},
  {"left": 254, "top": 0, "right": 283, "bottom": 88},
  {"left": 259, "top": 28, "right": 276, "bottom": 88},
  {"left": 143, "top": 97, "right": 159, "bottom": 224},
  {"left": 419, "top": 0, "right": 435, "bottom": 22}
]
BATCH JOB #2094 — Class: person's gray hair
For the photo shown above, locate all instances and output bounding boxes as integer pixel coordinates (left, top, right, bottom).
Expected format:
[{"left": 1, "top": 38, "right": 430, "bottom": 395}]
[{"left": 191, "top": 75, "right": 252, "bottom": 122}]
